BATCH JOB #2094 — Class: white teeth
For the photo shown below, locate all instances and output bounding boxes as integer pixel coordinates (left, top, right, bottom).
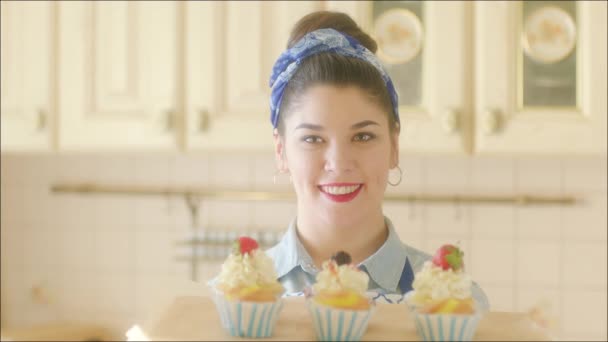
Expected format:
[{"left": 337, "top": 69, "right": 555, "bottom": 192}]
[{"left": 321, "top": 185, "right": 360, "bottom": 195}]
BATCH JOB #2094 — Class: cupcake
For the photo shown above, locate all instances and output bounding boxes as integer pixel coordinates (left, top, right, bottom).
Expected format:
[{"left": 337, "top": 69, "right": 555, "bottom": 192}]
[
  {"left": 210, "top": 236, "right": 285, "bottom": 338},
  {"left": 306, "top": 251, "right": 374, "bottom": 341},
  {"left": 405, "top": 244, "right": 483, "bottom": 341}
]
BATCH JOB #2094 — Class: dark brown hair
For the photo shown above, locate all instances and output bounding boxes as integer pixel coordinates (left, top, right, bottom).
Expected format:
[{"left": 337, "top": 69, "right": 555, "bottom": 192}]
[{"left": 277, "top": 11, "right": 399, "bottom": 136}]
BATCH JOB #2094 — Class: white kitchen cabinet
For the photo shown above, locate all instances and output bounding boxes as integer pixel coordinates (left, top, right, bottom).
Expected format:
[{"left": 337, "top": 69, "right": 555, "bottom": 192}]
[
  {"left": 57, "top": 1, "right": 179, "bottom": 151},
  {"left": 184, "top": 1, "right": 323, "bottom": 151},
  {"left": 2, "top": 1, "right": 605, "bottom": 155},
  {"left": 328, "top": 1, "right": 607, "bottom": 156},
  {"left": 1, "top": 1, "right": 54, "bottom": 152},
  {"left": 326, "top": 1, "right": 473, "bottom": 155},
  {"left": 474, "top": 1, "right": 607, "bottom": 155}
]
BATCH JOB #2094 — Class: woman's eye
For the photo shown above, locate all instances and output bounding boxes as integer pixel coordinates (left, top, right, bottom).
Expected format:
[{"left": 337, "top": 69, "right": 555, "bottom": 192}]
[
  {"left": 303, "top": 136, "right": 323, "bottom": 144},
  {"left": 353, "top": 132, "right": 375, "bottom": 142}
]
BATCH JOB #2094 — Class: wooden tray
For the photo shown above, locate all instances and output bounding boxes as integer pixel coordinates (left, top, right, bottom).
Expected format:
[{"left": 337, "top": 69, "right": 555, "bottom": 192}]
[{"left": 147, "top": 296, "right": 550, "bottom": 341}]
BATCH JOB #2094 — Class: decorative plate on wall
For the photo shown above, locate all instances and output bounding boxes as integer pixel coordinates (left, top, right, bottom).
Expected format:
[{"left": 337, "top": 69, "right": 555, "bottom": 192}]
[
  {"left": 374, "top": 8, "right": 424, "bottom": 65},
  {"left": 522, "top": 6, "right": 577, "bottom": 64}
]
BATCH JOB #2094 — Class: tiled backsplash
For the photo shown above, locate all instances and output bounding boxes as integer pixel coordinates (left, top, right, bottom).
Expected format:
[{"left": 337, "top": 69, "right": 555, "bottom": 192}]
[{"left": 1, "top": 153, "right": 606, "bottom": 341}]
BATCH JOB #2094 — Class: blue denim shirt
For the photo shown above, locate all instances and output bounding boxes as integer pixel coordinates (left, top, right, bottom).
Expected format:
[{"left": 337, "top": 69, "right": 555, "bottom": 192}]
[{"left": 266, "top": 216, "right": 490, "bottom": 310}]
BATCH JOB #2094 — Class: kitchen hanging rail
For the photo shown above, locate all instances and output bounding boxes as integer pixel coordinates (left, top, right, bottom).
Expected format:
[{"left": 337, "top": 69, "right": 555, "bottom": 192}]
[{"left": 50, "top": 183, "right": 577, "bottom": 206}]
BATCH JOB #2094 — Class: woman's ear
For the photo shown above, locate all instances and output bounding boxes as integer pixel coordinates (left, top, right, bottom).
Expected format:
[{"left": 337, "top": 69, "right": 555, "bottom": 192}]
[
  {"left": 273, "top": 129, "right": 288, "bottom": 171},
  {"left": 390, "top": 130, "right": 400, "bottom": 168}
]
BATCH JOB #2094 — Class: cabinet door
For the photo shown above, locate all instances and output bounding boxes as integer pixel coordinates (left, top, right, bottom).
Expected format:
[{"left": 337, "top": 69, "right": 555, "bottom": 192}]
[
  {"left": 326, "top": 1, "right": 473, "bottom": 155},
  {"left": 1, "top": 1, "right": 54, "bottom": 152},
  {"left": 58, "top": 2, "right": 179, "bottom": 151},
  {"left": 185, "top": 1, "right": 323, "bottom": 151},
  {"left": 475, "top": 1, "right": 607, "bottom": 155}
]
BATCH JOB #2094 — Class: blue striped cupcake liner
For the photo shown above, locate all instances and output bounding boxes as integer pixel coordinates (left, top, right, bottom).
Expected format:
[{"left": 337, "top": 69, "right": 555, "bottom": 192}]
[
  {"left": 411, "top": 311, "right": 482, "bottom": 341},
  {"left": 402, "top": 292, "right": 484, "bottom": 341},
  {"left": 306, "top": 298, "right": 375, "bottom": 341},
  {"left": 210, "top": 289, "right": 284, "bottom": 338}
]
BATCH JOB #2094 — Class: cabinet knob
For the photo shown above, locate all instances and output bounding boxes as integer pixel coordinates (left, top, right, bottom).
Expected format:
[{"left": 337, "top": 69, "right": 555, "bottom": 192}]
[
  {"left": 165, "top": 110, "right": 175, "bottom": 131},
  {"left": 36, "top": 108, "right": 47, "bottom": 131},
  {"left": 442, "top": 108, "right": 459, "bottom": 133},
  {"left": 483, "top": 109, "right": 502, "bottom": 135},
  {"left": 199, "top": 109, "right": 210, "bottom": 132}
]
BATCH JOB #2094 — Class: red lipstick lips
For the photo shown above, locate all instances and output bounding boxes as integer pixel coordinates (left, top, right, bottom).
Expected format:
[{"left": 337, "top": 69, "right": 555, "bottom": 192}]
[{"left": 318, "top": 183, "right": 363, "bottom": 203}]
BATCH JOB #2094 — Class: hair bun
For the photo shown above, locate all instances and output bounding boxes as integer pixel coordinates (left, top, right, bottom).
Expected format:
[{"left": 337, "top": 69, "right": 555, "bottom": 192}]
[{"left": 287, "top": 11, "right": 377, "bottom": 53}]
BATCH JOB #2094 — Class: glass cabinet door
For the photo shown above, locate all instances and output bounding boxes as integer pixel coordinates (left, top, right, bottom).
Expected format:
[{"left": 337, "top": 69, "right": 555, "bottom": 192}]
[
  {"left": 327, "top": 0, "right": 474, "bottom": 154},
  {"left": 475, "top": 1, "right": 606, "bottom": 155}
]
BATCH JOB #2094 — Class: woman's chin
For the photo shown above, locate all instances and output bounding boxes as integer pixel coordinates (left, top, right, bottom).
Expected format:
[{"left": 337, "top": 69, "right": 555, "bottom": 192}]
[{"left": 319, "top": 208, "right": 368, "bottom": 228}]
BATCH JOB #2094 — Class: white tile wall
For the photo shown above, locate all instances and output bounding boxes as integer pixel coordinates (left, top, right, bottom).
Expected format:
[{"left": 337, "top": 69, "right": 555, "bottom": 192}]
[
  {"left": 61, "top": 225, "right": 96, "bottom": 271},
  {"left": 470, "top": 239, "right": 514, "bottom": 285},
  {"left": 480, "top": 286, "right": 514, "bottom": 312},
  {"left": 95, "top": 229, "right": 135, "bottom": 273},
  {"left": 383, "top": 202, "right": 423, "bottom": 235},
  {"left": 517, "top": 241, "right": 561, "bottom": 287},
  {"left": 516, "top": 206, "right": 563, "bottom": 241},
  {"left": 170, "top": 153, "right": 210, "bottom": 187},
  {"left": 208, "top": 154, "right": 253, "bottom": 189},
  {"left": 563, "top": 242, "right": 607, "bottom": 289},
  {"left": 515, "top": 157, "right": 563, "bottom": 192},
  {"left": 563, "top": 156, "right": 608, "bottom": 193},
  {"left": 470, "top": 205, "right": 515, "bottom": 239},
  {"left": 562, "top": 290, "right": 607, "bottom": 335},
  {"left": 251, "top": 201, "right": 297, "bottom": 229},
  {"left": 469, "top": 157, "right": 515, "bottom": 192},
  {"left": 206, "top": 201, "right": 252, "bottom": 228},
  {"left": 134, "top": 230, "right": 174, "bottom": 274},
  {"left": 425, "top": 203, "right": 471, "bottom": 237},
  {"left": 424, "top": 156, "right": 471, "bottom": 191},
  {"left": 562, "top": 193, "right": 608, "bottom": 241},
  {"left": 1, "top": 153, "right": 606, "bottom": 340}
]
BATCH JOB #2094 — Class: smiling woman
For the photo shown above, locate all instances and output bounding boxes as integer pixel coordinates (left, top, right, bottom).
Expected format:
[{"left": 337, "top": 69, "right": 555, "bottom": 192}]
[
  {"left": 264, "top": 10, "right": 488, "bottom": 310},
  {"left": 280, "top": 85, "right": 395, "bottom": 230}
]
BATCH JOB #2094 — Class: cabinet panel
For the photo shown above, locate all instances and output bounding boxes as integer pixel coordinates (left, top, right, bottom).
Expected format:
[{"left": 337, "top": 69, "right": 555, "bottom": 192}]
[
  {"left": 58, "top": 1, "right": 178, "bottom": 150},
  {"left": 1, "top": 1, "right": 54, "bottom": 151},
  {"left": 474, "top": 1, "right": 607, "bottom": 155},
  {"left": 185, "top": 1, "right": 323, "bottom": 150},
  {"left": 328, "top": 1, "right": 473, "bottom": 155}
]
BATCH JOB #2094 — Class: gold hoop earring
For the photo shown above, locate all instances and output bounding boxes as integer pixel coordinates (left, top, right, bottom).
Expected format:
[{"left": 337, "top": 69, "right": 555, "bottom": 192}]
[
  {"left": 273, "top": 169, "right": 291, "bottom": 185},
  {"left": 388, "top": 165, "right": 403, "bottom": 186}
]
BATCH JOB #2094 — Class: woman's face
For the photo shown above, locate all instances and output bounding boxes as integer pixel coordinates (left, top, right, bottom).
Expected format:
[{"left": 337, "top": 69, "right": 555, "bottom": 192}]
[{"left": 275, "top": 84, "right": 399, "bottom": 227}]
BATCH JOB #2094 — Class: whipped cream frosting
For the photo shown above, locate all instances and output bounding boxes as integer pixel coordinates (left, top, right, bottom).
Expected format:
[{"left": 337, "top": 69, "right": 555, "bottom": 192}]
[
  {"left": 410, "top": 261, "right": 473, "bottom": 304},
  {"left": 216, "top": 249, "right": 281, "bottom": 290},
  {"left": 312, "top": 260, "right": 369, "bottom": 295}
]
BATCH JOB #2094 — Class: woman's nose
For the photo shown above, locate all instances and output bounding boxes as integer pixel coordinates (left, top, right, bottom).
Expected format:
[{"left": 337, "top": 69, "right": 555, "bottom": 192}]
[{"left": 323, "top": 142, "right": 355, "bottom": 173}]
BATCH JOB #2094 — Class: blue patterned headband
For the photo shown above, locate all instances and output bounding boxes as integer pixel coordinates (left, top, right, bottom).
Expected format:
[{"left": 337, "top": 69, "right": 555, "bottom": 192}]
[{"left": 269, "top": 28, "right": 399, "bottom": 129}]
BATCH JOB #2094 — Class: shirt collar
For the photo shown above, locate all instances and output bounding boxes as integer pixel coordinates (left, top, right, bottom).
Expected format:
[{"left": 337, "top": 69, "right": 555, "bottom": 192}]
[
  {"left": 359, "top": 217, "right": 408, "bottom": 292},
  {"left": 272, "top": 216, "right": 408, "bottom": 293},
  {"left": 273, "top": 217, "right": 314, "bottom": 278}
]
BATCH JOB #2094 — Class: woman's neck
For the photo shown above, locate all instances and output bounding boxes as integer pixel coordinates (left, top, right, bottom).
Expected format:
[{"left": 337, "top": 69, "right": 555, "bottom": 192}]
[{"left": 295, "top": 210, "right": 388, "bottom": 269}]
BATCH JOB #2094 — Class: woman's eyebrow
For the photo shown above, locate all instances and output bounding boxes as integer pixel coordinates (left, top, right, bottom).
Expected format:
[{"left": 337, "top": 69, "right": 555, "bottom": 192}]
[
  {"left": 294, "top": 120, "right": 379, "bottom": 131},
  {"left": 294, "top": 123, "right": 324, "bottom": 131},
  {"left": 351, "top": 120, "right": 379, "bottom": 129}
]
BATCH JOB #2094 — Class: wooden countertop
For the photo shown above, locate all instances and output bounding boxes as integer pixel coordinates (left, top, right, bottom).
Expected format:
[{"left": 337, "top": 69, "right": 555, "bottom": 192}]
[{"left": 147, "top": 296, "right": 551, "bottom": 341}]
